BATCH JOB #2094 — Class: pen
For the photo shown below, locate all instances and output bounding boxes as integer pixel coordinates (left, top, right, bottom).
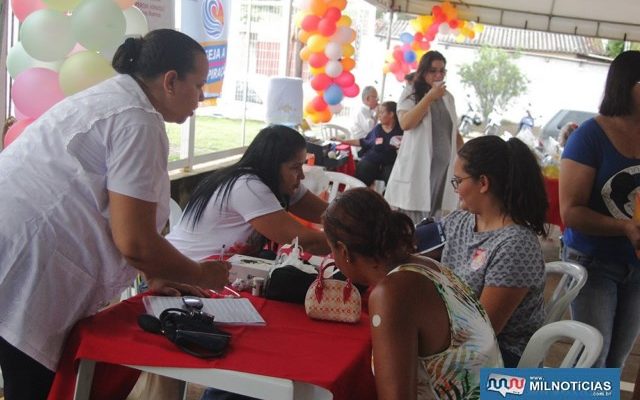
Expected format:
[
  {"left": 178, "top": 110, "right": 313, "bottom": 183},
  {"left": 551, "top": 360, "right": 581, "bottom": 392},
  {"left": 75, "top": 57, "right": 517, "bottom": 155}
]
[{"left": 219, "top": 244, "right": 226, "bottom": 261}]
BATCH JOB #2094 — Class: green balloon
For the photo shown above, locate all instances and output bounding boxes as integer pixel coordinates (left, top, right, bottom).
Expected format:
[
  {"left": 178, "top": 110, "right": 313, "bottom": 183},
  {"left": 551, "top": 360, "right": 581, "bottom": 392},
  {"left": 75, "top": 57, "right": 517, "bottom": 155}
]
[
  {"left": 71, "top": 0, "right": 125, "bottom": 52},
  {"left": 42, "top": 0, "right": 83, "bottom": 12},
  {"left": 59, "top": 51, "right": 115, "bottom": 96},
  {"left": 20, "top": 9, "right": 74, "bottom": 62},
  {"left": 7, "top": 42, "right": 63, "bottom": 79}
]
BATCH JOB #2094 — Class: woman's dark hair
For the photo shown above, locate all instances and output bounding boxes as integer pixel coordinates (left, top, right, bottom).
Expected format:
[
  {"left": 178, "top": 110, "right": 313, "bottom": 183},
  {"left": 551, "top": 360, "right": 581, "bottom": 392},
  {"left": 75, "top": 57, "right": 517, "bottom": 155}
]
[
  {"left": 599, "top": 50, "right": 640, "bottom": 116},
  {"left": 184, "top": 125, "right": 307, "bottom": 226},
  {"left": 323, "top": 188, "right": 415, "bottom": 262},
  {"left": 458, "top": 136, "right": 548, "bottom": 236},
  {"left": 407, "top": 51, "right": 446, "bottom": 104},
  {"left": 380, "top": 101, "right": 400, "bottom": 128},
  {"left": 112, "top": 29, "right": 206, "bottom": 80}
]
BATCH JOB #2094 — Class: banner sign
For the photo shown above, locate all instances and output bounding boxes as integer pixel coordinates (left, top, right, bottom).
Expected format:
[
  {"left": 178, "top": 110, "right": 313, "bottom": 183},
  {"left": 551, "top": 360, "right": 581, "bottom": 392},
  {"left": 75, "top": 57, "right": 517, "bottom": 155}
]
[
  {"left": 135, "top": 0, "right": 174, "bottom": 31},
  {"left": 480, "top": 368, "right": 620, "bottom": 400},
  {"left": 181, "top": 0, "right": 230, "bottom": 101}
]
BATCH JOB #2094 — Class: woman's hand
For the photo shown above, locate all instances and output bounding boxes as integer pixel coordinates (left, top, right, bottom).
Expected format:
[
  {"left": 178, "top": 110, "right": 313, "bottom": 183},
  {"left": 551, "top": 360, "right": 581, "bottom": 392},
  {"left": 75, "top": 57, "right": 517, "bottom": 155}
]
[
  {"left": 424, "top": 82, "right": 446, "bottom": 103},
  {"left": 147, "top": 278, "right": 210, "bottom": 297},
  {"left": 199, "top": 260, "right": 232, "bottom": 291}
]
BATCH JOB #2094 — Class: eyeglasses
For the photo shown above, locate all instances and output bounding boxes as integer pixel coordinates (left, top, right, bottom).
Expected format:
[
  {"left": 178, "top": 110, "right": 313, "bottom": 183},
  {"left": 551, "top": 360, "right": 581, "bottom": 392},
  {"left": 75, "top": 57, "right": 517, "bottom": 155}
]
[
  {"left": 427, "top": 68, "right": 447, "bottom": 75},
  {"left": 450, "top": 176, "right": 473, "bottom": 190}
]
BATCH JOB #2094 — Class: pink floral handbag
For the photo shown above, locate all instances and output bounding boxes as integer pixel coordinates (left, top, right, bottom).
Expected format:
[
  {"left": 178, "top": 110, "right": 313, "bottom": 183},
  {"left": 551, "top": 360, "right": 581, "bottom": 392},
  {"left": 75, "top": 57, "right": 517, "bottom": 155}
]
[{"left": 304, "top": 259, "right": 362, "bottom": 323}]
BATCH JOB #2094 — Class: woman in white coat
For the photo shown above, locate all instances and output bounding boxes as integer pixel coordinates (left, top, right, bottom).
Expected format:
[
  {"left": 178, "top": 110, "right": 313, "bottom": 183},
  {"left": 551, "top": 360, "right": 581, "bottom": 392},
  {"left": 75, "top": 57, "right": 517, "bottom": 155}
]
[{"left": 385, "top": 51, "right": 464, "bottom": 223}]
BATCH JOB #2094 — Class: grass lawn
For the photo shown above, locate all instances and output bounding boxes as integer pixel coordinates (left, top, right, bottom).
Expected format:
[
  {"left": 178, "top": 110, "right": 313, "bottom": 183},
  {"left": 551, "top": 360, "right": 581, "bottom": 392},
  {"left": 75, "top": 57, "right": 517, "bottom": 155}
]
[{"left": 165, "top": 116, "right": 266, "bottom": 161}]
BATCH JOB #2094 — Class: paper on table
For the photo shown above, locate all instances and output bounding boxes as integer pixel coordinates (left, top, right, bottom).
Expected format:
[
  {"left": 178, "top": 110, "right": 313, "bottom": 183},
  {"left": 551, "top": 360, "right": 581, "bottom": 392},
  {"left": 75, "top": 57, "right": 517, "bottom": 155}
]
[{"left": 142, "top": 296, "right": 266, "bottom": 326}]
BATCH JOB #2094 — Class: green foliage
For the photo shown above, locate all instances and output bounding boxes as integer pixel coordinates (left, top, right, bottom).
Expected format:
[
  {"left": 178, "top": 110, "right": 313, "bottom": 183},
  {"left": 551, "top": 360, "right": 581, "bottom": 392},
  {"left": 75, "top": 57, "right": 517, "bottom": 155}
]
[
  {"left": 457, "top": 46, "right": 529, "bottom": 120},
  {"left": 606, "top": 40, "right": 640, "bottom": 58}
]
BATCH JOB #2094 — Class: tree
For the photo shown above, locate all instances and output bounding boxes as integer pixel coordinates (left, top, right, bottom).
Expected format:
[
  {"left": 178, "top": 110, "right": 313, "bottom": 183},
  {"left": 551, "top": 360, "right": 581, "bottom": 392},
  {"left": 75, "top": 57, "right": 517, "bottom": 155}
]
[
  {"left": 606, "top": 40, "right": 640, "bottom": 58},
  {"left": 458, "top": 46, "right": 529, "bottom": 121}
]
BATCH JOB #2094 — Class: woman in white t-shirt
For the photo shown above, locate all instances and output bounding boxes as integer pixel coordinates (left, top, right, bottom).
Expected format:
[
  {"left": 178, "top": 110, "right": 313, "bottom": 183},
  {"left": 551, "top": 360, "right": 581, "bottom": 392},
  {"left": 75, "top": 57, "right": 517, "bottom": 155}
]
[
  {"left": 0, "top": 30, "right": 230, "bottom": 399},
  {"left": 167, "top": 125, "right": 330, "bottom": 260}
]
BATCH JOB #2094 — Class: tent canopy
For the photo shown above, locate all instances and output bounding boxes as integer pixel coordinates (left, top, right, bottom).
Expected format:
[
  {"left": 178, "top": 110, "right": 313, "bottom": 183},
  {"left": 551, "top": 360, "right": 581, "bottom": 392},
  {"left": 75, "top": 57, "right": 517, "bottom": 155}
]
[{"left": 366, "top": 0, "right": 640, "bottom": 42}]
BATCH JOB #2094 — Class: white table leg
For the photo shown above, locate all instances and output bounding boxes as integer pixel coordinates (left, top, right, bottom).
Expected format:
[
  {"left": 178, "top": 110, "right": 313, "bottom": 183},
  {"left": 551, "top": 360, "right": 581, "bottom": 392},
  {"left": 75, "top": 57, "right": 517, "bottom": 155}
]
[{"left": 74, "top": 359, "right": 96, "bottom": 400}]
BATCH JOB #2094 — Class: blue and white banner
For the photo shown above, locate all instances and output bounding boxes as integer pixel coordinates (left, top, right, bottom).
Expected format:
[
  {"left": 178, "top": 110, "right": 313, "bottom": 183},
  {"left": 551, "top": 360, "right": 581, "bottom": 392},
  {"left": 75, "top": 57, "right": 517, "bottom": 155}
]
[
  {"left": 181, "top": 0, "right": 230, "bottom": 101},
  {"left": 480, "top": 368, "right": 620, "bottom": 399}
]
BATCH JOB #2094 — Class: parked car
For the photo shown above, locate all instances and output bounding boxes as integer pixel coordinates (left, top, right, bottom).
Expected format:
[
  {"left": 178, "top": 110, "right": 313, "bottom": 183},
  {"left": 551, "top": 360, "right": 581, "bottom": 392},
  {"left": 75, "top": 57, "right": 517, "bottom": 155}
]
[{"left": 541, "top": 109, "right": 596, "bottom": 141}]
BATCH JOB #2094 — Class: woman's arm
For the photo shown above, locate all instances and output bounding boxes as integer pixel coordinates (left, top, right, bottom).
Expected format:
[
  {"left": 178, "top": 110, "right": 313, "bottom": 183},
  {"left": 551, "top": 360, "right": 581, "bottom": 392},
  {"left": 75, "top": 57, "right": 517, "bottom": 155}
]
[
  {"left": 398, "top": 85, "right": 446, "bottom": 131},
  {"left": 249, "top": 209, "right": 330, "bottom": 255},
  {"left": 369, "top": 281, "right": 419, "bottom": 400},
  {"left": 288, "top": 191, "right": 328, "bottom": 223},
  {"left": 479, "top": 287, "right": 529, "bottom": 334},
  {"left": 109, "top": 191, "right": 230, "bottom": 290},
  {"left": 560, "top": 159, "right": 639, "bottom": 242}
]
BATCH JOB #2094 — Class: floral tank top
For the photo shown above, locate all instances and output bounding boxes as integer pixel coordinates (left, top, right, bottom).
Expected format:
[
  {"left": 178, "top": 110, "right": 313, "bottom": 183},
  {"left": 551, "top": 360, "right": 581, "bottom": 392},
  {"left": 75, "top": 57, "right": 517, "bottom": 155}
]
[{"left": 388, "top": 263, "right": 503, "bottom": 399}]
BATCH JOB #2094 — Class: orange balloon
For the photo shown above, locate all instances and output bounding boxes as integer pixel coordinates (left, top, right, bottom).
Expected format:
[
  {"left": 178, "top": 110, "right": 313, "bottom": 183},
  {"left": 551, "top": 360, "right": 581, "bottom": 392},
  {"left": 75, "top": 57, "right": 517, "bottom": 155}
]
[
  {"left": 382, "top": 63, "right": 390, "bottom": 74},
  {"left": 327, "top": 0, "right": 347, "bottom": 10},
  {"left": 309, "top": 0, "right": 327, "bottom": 16},
  {"left": 299, "top": 46, "right": 312, "bottom": 61},
  {"left": 337, "top": 15, "right": 352, "bottom": 27},
  {"left": 298, "top": 30, "right": 312, "bottom": 43},
  {"left": 318, "top": 109, "right": 332, "bottom": 123},
  {"left": 341, "top": 57, "right": 355, "bottom": 72}
]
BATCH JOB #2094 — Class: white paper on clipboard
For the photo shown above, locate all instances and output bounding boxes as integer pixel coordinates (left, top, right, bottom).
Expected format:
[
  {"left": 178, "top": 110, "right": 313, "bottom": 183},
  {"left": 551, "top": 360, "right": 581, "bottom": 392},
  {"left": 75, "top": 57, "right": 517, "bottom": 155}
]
[{"left": 142, "top": 296, "right": 266, "bottom": 326}]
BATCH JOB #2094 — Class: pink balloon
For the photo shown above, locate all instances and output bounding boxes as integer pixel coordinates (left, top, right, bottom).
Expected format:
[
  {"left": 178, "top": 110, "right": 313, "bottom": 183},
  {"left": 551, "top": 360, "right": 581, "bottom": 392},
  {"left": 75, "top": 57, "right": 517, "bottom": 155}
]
[
  {"left": 301, "top": 15, "right": 320, "bottom": 31},
  {"left": 3, "top": 119, "right": 35, "bottom": 148},
  {"left": 11, "top": 0, "right": 45, "bottom": 21},
  {"left": 308, "top": 52, "right": 328, "bottom": 68},
  {"left": 12, "top": 68, "right": 65, "bottom": 119},
  {"left": 318, "top": 19, "right": 337, "bottom": 37},
  {"left": 310, "top": 73, "right": 332, "bottom": 91},
  {"left": 342, "top": 83, "right": 360, "bottom": 98},
  {"left": 13, "top": 105, "right": 29, "bottom": 121},
  {"left": 334, "top": 71, "right": 355, "bottom": 87},
  {"left": 67, "top": 42, "right": 87, "bottom": 56}
]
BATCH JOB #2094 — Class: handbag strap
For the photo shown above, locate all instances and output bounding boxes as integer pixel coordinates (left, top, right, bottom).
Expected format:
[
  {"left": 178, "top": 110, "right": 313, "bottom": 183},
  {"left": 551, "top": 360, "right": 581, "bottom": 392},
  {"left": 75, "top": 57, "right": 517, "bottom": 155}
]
[{"left": 314, "top": 257, "right": 355, "bottom": 303}]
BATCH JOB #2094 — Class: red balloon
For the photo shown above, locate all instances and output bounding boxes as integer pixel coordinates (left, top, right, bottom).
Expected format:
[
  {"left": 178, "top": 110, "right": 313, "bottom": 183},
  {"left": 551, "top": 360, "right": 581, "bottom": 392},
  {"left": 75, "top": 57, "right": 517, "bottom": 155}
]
[
  {"left": 318, "top": 18, "right": 337, "bottom": 36},
  {"left": 309, "top": 52, "right": 329, "bottom": 68},
  {"left": 393, "top": 49, "right": 403, "bottom": 62},
  {"left": 334, "top": 71, "right": 355, "bottom": 87},
  {"left": 342, "top": 83, "right": 360, "bottom": 98},
  {"left": 3, "top": 118, "right": 34, "bottom": 148},
  {"left": 389, "top": 61, "right": 401, "bottom": 73},
  {"left": 414, "top": 32, "right": 423, "bottom": 41},
  {"left": 311, "top": 95, "right": 328, "bottom": 112},
  {"left": 310, "top": 73, "right": 332, "bottom": 91},
  {"left": 324, "top": 7, "right": 341, "bottom": 22},
  {"left": 449, "top": 19, "right": 459, "bottom": 29},
  {"left": 301, "top": 14, "right": 321, "bottom": 31}
]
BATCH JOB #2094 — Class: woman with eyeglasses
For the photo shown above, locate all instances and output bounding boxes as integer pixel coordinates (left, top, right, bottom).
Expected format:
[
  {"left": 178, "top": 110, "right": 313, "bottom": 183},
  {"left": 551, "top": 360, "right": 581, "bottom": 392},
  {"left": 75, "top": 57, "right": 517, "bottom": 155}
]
[
  {"left": 560, "top": 50, "right": 640, "bottom": 368},
  {"left": 440, "top": 135, "right": 548, "bottom": 367},
  {"left": 385, "top": 51, "right": 464, "bottom": 224}
]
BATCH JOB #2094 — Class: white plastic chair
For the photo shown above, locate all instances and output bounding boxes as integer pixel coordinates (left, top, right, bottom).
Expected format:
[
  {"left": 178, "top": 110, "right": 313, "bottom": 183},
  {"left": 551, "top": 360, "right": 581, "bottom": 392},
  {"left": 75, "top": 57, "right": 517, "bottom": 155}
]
[
  {"left": 320, "top": 123, "right": 350, "bottom": 140},
  {"left": 517, "top": 320, "right": 603, "bottom": 368},
  {"left": 324, "top": 171, "right": 366, "bottom": 202},
  {"left": 169, "top": 197, "right": 183, "bottom": 230},
  {"left": 544, "top": 261, "right": 587, "bottom": 324}
]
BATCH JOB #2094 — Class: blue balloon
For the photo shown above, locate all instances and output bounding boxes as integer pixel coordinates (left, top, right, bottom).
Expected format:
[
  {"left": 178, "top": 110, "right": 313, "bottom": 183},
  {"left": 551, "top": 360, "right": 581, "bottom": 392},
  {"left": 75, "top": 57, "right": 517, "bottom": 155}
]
[
  {"left": 403, "top": 50, "right": 416, "bottom": 63},
  {"left": 400, "top": 32, "right": 414, "bottom": 44},
  {"left": 323, "top": 84, "right": 344, "bottom": 106}
]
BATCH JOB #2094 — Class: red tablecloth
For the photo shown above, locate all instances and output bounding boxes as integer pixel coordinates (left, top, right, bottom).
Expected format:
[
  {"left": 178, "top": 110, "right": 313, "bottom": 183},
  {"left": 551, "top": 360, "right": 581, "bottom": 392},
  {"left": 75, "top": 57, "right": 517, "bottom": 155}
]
[
  {"left": 49, "top": 293, "right": 375, "bottom": 400},
  {"left": 544, "top": 177, "right": 564, "bottom": 230}
]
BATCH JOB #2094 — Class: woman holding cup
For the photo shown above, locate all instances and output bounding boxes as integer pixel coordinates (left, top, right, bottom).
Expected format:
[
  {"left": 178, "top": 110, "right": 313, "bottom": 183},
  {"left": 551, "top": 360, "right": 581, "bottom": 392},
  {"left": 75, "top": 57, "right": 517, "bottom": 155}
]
[{"left": 385, "top": 51, "right": 464, "bottom": 223}]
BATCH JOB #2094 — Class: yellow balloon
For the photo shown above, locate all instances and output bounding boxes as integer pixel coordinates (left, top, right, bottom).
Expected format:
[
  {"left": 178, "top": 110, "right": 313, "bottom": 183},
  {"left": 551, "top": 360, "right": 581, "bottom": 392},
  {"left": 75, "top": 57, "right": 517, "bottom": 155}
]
[
  {"left": 382, "top": 64, "right": 390, "bottom": 74},
  {"left": 310, "top": 113, "right": 321, "bottom": 124},
  {"left": 307, "top": 34, "right": 328, "bottom": 52},
  {"left": 294, "top": 11, "right": 308, "bottom": 28},
  {"left": 59, "top": 51, "right": 115, "bottom": 96},
  {"left": 309, "top": 65, "right": 325, "bottom": 76},
  {"left": 42, "top": 0, "right": 82, "bottom": 12},
  {"left": 475, "top": 23, "right": 485, "bottom": 33},
  {"left": 341, "top": 44, "right": 354, "bottom": 58},
  {"left": 337, "top": 15, "right": 352, "bottom": 28},
  {"left": 410, "top": 19, "right": 422, "bottom": 33}
]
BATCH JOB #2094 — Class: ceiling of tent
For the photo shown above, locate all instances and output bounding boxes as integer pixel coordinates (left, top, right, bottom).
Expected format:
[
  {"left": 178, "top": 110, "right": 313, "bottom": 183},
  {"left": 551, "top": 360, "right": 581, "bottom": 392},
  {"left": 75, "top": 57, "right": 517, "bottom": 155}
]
[{"left": 365, "top": 0, "right": 640, "bottom": 42}]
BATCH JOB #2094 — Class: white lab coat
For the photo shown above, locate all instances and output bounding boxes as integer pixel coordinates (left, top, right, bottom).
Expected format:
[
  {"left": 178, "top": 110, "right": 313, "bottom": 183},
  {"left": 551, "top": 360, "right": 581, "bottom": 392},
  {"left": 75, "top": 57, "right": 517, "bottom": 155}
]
[{"left": 385, "top": 86, "right": 459, "bottom": 214}]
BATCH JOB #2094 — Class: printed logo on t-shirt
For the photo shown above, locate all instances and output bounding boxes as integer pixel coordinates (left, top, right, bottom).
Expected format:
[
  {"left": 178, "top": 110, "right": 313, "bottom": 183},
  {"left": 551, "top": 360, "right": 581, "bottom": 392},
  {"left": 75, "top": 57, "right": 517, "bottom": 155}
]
[
  {"left": 375, "top": 137, "right": 383, "bottom": 145},
  {"left": 601, "top": 165, "right": 640, "bottom": 219},
  {"left": 470, "top": 248, "right": 488, "bottom": 271}
]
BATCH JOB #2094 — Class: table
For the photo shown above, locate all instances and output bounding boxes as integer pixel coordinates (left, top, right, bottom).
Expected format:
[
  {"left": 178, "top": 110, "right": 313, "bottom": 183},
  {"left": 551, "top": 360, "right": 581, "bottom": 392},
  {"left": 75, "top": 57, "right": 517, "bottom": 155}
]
[{"left": 48, "top": 293, "right": 376, "bottom": 400}]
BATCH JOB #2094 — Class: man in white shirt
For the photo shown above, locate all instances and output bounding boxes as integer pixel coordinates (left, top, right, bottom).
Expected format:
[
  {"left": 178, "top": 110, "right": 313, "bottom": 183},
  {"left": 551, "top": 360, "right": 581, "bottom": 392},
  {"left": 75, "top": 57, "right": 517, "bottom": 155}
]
[{"left": 350, "top": 86, "right": 379, "bottom": 139}]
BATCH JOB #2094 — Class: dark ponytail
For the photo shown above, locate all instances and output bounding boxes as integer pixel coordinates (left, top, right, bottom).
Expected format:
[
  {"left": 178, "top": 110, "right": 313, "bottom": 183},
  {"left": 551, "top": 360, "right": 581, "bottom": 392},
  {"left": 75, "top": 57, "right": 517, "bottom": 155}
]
[
  {"left": 112, "top": 29, "right": 205, "bottom": 80},
  {"left": 323, "top": 188, "right": 415, "bottom": 262},
  {"left": 458, "top": 136, "right": 548, "bottom": 236}
]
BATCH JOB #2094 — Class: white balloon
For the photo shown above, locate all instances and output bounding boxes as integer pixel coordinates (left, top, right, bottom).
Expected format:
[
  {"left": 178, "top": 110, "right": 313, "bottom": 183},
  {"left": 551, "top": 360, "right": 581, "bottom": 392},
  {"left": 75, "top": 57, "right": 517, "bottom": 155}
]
[
  {"left": 438, "top": 23, "right": 450, "bottom": 34},
  {"left": 7, "top": 42, "right": 62, "bottom": 78},
  {"left": 325, "top": 60, "right": 343, "bottom": 78},
  {"left": 123, "top": 5, "right": 148, "bottom": 37},
  {"left": 328, "top": 104, "right": 343, "bottom": 114},
  {"left": 324, "top": 42, "right": 342, "bottom": 60},
  {"left": 332, "top": 26, "right": 354, "bottom": 44},
  {"left": 294, "top": 0, "right": 310, "bottom": 8}
]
